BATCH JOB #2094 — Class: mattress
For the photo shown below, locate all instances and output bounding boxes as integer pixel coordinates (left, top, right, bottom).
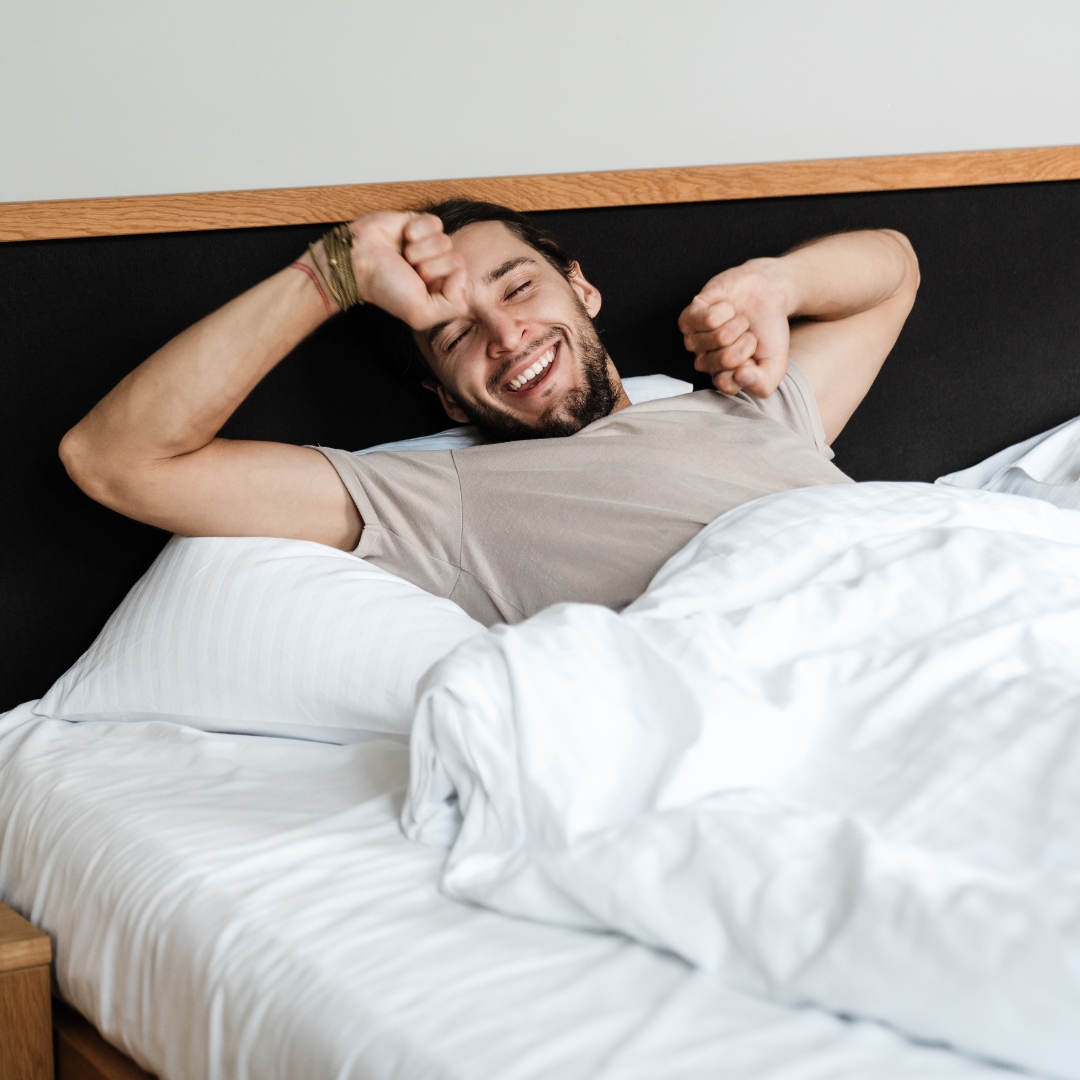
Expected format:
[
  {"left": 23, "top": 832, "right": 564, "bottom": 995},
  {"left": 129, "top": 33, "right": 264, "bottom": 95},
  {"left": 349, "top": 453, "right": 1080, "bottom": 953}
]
[{"left": 0, "top": 701, "right": 1013, "bottom": 1080}]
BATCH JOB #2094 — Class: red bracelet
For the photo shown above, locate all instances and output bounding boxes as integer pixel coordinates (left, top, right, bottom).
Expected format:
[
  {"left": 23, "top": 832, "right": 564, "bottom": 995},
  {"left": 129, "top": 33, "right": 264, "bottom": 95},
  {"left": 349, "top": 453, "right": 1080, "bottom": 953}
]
[{"left": 289, "top": 260, "right": 333, "bottom": 317}]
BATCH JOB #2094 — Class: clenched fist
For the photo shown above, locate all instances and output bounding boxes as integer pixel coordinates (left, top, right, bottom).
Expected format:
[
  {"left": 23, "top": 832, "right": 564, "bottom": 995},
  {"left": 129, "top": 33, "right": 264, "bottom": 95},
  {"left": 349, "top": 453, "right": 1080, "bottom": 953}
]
[
  {"left": 336, "top": 211, "right": 471, "bottom": 332},
  {"left": 678, "top": 258, "right": 795, "bottom": 398}
]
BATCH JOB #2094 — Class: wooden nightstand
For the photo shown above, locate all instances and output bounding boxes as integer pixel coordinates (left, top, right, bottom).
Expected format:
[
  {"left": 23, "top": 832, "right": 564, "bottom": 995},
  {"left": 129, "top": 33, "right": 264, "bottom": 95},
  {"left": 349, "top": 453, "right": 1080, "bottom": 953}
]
[
  {"left": 1, "top": 901, "right": 155, "bottom": 1080},
  {"left": 0, "top": 901, "right": 52, "bottom": 1080}
]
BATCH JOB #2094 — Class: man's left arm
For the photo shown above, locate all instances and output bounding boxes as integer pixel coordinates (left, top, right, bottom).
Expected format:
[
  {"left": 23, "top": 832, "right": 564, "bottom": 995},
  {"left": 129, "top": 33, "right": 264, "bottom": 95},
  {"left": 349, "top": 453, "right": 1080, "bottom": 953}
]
[{"left": 679, "top": 230, "right": 920, "bottom": 443}]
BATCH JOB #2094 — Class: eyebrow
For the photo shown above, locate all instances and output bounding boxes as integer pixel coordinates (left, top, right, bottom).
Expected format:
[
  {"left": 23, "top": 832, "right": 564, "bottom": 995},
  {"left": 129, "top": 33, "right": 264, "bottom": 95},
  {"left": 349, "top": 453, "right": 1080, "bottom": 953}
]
[
  {"left": 486, "top": 255, "right": 537, "bottom": 284},
  {"left": 426, "top": 322, "right": 450, "bottom": 349},
  {"left": 426, "top": 256, "right": 540, "bottom": 349}
]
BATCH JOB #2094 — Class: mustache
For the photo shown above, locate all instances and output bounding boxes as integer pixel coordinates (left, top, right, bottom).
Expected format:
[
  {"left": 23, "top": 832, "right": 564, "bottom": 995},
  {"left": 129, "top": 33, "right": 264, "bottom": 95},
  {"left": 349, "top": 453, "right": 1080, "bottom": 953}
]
[{"left": 486, "top": 330, "right": 564, "bottom": 395}]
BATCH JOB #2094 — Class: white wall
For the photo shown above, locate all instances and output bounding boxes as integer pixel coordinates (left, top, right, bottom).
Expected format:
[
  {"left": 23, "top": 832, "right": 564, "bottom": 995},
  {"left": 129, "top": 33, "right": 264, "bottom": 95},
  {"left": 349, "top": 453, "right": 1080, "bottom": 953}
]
[{"left": 3, "top": 0, "right": 1080, "bottom": 204}]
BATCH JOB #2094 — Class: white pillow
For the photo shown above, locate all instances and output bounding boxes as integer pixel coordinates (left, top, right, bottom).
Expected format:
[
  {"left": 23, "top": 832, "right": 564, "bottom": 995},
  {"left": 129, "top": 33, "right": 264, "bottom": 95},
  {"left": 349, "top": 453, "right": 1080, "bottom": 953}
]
[
  {"left": 35, "top": 536, "right": 484, "bottom": 743},
  {"left": 936, "top": 414, "right": 1080, "bottom": 509},
  {"left": 352, "top": 373, "right": 694, "bottom": 455}
]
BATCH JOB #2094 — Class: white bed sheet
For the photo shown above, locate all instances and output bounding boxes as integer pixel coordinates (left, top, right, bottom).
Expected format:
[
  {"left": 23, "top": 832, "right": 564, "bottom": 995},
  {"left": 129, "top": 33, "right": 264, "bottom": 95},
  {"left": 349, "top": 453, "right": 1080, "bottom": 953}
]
[{"left": 0, "top": 702, "right": 1013, "bottom": 1080}]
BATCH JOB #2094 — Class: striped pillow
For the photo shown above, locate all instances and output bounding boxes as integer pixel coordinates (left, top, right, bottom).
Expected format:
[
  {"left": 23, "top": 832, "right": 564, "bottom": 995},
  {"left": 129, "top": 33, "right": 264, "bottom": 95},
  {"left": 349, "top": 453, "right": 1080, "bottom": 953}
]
[{"left": 36, "top": 535, "right": 484, "bottom": 743}]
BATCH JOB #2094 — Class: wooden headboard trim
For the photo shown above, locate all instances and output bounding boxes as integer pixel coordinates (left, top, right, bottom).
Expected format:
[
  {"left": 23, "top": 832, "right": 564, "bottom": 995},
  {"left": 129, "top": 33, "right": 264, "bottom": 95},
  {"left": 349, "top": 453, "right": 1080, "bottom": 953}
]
[{"left": 3, "top": 145, "right": 1080, "bottom": 243}]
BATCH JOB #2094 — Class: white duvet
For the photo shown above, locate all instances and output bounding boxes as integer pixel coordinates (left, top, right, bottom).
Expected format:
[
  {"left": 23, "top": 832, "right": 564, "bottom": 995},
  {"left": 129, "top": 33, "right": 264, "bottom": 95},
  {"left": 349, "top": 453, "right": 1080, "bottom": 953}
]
[
  {"left": 1, "top": 704, "right": 1010, "bottom": 1080},
  {"left": 404, "top": 481, "right": 1080, "bottom": 1080}
]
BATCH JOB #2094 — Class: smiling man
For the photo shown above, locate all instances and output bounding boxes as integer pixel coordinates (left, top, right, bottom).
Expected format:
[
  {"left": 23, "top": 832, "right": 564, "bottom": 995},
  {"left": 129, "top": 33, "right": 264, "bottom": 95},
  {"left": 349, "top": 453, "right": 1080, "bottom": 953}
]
[
  {"left": 405, "top": 203, "right": 628, "bottom": 443},
  {"left": 61, "top": 200, "right": 918, "bottom": 625}
]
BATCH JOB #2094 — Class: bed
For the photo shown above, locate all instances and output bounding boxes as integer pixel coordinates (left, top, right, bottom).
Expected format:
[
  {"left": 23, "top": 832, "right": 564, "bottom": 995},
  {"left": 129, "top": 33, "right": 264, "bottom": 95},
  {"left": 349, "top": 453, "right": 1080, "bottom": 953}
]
[
  {"left": 3, "top": 699, "right": 1025, "bottom": 1080},
  {"left": 3, "top": 148, "right": 1080, "bottom": 1078}
]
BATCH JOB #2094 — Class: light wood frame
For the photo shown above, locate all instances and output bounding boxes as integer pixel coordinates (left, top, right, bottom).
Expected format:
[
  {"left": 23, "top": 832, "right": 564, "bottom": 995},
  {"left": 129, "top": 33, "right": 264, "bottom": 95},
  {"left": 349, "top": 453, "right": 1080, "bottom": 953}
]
[{"left": 2, "top": 145, "right": 1080, "bottom": 243}]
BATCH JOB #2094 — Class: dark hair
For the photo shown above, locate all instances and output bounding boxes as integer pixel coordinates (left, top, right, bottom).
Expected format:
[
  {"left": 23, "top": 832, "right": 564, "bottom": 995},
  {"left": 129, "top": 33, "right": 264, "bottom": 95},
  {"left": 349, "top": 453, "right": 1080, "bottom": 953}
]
[
  {"left": 427, "top": 198, "right": 575, "bottom": 280},
  {"left": 394, "top": 199, "right": 577, "bottom": 382}
]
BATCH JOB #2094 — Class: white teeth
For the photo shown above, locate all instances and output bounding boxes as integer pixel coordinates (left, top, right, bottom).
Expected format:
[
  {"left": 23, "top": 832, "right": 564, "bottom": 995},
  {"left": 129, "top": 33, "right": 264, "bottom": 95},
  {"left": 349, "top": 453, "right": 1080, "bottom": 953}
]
[{"left": 509, "top": 348, "right": 555, "bottom": 390}]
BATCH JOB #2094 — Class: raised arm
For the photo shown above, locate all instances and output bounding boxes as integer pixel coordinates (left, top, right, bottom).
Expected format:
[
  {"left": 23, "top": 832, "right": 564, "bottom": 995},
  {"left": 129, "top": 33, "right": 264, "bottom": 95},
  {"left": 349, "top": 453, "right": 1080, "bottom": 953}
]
[
  {"left": 678, "top": 229, "right": 919, "bottom": 442},
  {"left": 59, "top": 212, "right": 468, "bottom": 548}
]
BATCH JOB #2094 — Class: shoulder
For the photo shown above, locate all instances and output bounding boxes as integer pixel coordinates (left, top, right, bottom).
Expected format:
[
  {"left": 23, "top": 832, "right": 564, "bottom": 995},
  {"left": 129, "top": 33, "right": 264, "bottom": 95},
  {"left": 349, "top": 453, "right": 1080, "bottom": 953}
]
[
  {"left": 313, "top": 446, "right": 461, "bottom": 511},
  {"left": 320, "top": 445, "right": 458, "bottom": 477},
  {"left": 576, "top": 368, "right": 830, "bottom": 456}
]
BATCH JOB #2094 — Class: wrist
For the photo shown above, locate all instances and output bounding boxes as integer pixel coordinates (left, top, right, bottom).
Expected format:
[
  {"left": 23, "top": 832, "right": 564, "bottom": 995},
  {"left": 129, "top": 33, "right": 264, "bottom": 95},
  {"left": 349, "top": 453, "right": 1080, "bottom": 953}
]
[
  {"left": 344, "top": 220, "right": 380, "bottom": 308},
  {"left": 749, "top": 256, "right": 800, "bottom": 319},
  {"left": 315, "top": 224, "right": 366, "bottom": 312},
  {"left": 301, "top": 242, "right": 341, "bottom": 316}
]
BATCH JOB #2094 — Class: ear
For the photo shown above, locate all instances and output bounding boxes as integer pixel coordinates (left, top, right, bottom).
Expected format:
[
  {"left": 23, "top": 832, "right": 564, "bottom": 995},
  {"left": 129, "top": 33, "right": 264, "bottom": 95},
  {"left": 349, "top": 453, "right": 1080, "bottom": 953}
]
[
  {"left": 429, "top": 381, "right": 471, "bottom": 424},
  {"left": 568, "top": 261, "right": 602, "bottom": 318}
]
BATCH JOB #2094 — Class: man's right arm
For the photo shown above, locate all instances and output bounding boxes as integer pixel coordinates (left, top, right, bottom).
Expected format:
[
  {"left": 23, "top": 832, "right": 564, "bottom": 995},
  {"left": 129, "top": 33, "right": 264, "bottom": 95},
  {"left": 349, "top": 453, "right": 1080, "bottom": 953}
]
[{"left": 60, "top": 212, "right": 467, "bottom": 549}]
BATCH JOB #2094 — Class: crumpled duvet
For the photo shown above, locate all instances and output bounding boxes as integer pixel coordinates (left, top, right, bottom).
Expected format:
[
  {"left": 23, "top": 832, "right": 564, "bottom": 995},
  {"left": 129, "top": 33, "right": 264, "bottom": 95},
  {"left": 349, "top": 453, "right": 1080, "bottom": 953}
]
[{"left": 404, "top": 481, "right": 1080, "bottom": 1080}]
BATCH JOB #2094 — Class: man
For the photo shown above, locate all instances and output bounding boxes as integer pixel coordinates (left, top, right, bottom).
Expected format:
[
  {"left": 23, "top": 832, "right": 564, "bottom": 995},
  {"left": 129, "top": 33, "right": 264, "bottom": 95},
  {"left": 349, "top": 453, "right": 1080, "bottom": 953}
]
[{"left": 60, "top": 200, "right": 919, "bottom": 625}]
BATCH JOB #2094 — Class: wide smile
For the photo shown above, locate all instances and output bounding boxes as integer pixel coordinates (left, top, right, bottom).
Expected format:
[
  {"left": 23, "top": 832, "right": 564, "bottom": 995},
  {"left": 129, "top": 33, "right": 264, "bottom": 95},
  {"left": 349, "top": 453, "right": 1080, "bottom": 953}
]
[{"left": 505, "top": 342, "right": 558, "bottom": 395}]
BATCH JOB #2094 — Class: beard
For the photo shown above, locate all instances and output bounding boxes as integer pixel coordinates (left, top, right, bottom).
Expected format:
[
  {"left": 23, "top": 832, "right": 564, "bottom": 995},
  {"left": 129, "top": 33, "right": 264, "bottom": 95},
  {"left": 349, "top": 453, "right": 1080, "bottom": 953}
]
[{"left": 456, "top": 301, "right": 619, "bottom": 443}]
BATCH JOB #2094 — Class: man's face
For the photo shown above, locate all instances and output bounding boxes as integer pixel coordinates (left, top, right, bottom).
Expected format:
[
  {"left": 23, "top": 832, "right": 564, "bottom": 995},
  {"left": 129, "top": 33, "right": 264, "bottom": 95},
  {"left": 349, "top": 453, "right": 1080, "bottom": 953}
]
[{"left": 417, "top": 221, "right": 624, "bottom": 441}]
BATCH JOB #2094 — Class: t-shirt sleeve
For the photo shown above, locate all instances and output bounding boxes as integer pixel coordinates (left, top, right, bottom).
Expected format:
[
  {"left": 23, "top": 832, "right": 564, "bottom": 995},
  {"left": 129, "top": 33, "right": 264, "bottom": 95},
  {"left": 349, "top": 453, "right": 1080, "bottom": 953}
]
[
  {"left": 314, "top": 446, "right": 464, "bottom": 599},
  {"left": 740, "top": 361, "right": 834, "bottom": 459}
]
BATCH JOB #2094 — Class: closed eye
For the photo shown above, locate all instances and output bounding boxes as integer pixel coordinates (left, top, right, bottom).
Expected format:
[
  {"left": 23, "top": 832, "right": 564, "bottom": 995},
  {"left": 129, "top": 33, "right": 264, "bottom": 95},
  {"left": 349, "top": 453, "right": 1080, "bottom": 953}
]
[
  {"left": 445, "top": 326, "right": 471, "bottom": 353},
  {"left": 443, "top": 279, "right": 532, "bottom": 352}
]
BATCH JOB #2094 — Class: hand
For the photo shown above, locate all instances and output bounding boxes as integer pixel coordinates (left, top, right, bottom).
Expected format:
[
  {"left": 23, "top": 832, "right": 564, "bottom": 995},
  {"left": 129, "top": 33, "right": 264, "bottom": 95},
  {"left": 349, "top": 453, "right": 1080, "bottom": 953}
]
[
  {"left": 678, "top": 258, "right": 793, "bottom": 397},
  {"left": 344, "top": 211, "right": 470, "bottom": 331}
]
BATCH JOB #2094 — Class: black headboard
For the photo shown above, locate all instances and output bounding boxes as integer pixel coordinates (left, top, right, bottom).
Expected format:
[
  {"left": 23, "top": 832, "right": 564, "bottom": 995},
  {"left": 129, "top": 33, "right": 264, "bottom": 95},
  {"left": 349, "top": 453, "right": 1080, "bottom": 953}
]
[{"left": 4, "top": 180, "right": 1080, "bottom": 710}]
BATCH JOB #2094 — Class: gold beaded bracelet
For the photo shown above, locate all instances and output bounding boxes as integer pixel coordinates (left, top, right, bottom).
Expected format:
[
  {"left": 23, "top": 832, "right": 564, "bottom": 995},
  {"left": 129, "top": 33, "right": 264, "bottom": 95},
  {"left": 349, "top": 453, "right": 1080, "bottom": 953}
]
[{"left": 314, "top": 223, "right": 365, "bottom": 311}]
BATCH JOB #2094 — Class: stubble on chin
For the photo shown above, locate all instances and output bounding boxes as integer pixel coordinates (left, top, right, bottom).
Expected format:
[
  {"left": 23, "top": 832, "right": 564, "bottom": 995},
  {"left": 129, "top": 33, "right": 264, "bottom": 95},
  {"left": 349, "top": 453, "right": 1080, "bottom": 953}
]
[{"left": 460, "top": 306, "right": 618, "bottom": 443}]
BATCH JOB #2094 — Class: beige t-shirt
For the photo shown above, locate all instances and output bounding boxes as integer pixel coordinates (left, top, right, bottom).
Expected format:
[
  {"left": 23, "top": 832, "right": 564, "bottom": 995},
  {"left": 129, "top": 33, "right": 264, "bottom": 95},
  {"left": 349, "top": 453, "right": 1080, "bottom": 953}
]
[{"left": 317, "top": 364, "right": 852, "bottom": 626}]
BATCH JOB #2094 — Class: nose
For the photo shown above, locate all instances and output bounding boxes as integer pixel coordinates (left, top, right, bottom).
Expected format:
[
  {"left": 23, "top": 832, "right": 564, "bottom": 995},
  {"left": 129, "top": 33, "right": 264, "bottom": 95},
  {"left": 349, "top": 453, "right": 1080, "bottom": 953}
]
[{"left": 483, "top": 307, "right": 529, "bottom": 358}]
